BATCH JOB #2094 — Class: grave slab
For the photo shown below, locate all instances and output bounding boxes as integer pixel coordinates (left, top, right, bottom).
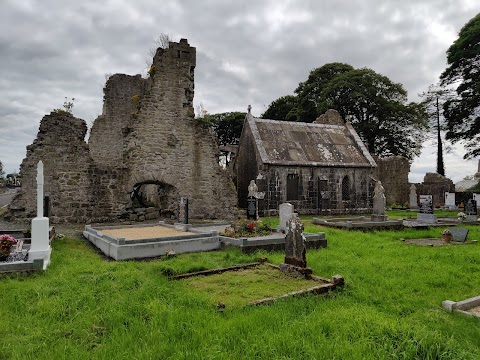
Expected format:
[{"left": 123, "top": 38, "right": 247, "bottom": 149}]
[{"left": 448, "top": 228, "right": 469, "bottom": 243}]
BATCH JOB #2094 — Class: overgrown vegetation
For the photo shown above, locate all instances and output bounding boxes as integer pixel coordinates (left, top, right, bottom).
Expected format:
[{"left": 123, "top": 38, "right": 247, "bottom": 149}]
[
  {"left": 1, "top": 220, "right": 480, "bottom": 359},
  {"left": 53, "top": 97, "right": 75, "bottom": 115}
]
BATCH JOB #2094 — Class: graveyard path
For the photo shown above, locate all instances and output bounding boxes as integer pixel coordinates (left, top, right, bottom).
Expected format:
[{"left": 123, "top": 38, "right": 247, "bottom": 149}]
[{"left": 0, "top": 188, "right": 18, "bottom": 208}]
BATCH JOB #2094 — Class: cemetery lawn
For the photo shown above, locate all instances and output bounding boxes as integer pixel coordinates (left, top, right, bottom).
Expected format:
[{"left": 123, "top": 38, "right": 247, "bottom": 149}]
[{"left": 1, "top": 222, "right": 480, "bottom": 359}]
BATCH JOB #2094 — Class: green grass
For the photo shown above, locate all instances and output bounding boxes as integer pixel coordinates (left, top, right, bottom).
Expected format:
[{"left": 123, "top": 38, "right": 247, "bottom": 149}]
[
  {"left": 180, "top": 264, "right": 320, "bottom": 307},
  {"left": 1, "top": 222, "right": 480, "bottom": 359}
]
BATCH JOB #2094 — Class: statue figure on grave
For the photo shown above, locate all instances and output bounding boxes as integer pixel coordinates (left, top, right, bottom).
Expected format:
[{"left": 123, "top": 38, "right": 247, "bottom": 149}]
[
  {"left": 373, "top": 181, "right": 386, "bottom": 216},
  {"left": 248, "top": 180, "right": 258, "bottom": 197}
]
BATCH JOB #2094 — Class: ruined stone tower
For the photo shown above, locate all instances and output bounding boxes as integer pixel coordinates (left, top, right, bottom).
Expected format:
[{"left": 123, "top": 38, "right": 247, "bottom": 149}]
[
  {"left": 122, "top": 39, "right": 237, "bottom": 219},
  {"left": 10, "top": 39, "right": 237, "bottom": 223}
]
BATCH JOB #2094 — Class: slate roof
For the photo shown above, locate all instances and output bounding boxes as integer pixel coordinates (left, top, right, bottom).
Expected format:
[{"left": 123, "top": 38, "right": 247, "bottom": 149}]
[{"left": 248, "top": 115, "right": 377, "bottom": 168}]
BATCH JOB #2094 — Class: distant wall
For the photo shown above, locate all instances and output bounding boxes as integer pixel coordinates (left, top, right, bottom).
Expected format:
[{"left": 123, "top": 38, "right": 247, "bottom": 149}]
[
  {"left": 372, "top": 156, "right": 410, "bottom": 206},
  {"left": 10, "top": 112, "right": 126, "bottom": 223},
  {"left": 10, "top": 39, "right": 238, "bottom": 223},
  {"left": 89, "top": 74, "right": 147, "bottom": 168}
]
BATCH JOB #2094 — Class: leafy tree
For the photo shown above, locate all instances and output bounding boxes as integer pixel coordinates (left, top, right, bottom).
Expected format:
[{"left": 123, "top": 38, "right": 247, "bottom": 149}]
[
  {"left": 440, "top": 13, "right": 480, "bottom": 159},
  {"left": 262, "top": 95, "right": 298, "bottom": 120},
  {"left": 317, "top": 68, "right": 428, "bottom": 160},
  {"left": 294, "top": 63, "right": 354, "bottom": 122},
  {"left": 419, "top": 84, "right": 455, "bottom": 175},
  {"left": 201, "top": 112, "right": 246, "bottom": 167}
]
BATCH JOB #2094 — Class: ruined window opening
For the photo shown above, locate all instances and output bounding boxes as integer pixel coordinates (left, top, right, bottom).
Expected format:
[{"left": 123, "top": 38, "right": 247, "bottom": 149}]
[
  {"left": 287, "top": 174, "right": 299, "bottom": 201},
  {"left": 177, "top": 50, "right": 181, "bottom": 58},
  {"left": 342, "top": 176, "right": 350, "bottom": 201},
  {"left": 319, "top": 179, "right": 328, "bottom": 191}
]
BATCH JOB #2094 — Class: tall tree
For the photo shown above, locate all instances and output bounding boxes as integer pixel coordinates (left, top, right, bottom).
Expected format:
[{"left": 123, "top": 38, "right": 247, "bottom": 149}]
[
  {"left": 0, "top": 160, "right": 4, "bottom": 180},
  {"left": 440, "top": 13, "right": 480, "bottom": 159},
  {"left": 262, "top": 95, "right": 298, "bottom": 120},
  {"left": 419, "top": 84, "right": 455, "bottom": 176},
  {"left": 202, "top": 112, "right": 245, "bottom": 167},
  {"left": 294, "top": 63, "right": 354, "bottom": 122},
  {"left": 317, "top": 68, "right": 428, "bottom": 160}
]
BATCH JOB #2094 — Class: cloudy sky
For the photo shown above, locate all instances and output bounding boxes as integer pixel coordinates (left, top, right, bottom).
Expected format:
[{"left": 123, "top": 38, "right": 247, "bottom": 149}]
[{"left": 1, "top": 0, "right": 479, "bottom": 182}]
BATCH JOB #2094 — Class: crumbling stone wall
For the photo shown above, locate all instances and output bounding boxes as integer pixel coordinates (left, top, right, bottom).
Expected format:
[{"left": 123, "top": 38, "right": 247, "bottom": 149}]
[
  {"left": 10, "top": 39, "right": 237, "bottom": 223},
  {"left": 9, "top": 112, "right": 126, "bottom": 223},
  {"left": 89, "top": 74, "right": 147, "bottom": 168},
  {"left": 416, "top": 172, "right": 454, "bottom": 207},
  {"left": 372, "top": 156, "right": 410, "bottom": 206},
  {"left": 124, "top": 39, "right": 237, "bottom": 219}
]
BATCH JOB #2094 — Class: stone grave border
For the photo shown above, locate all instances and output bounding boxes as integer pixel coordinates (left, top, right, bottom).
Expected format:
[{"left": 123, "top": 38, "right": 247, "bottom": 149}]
[
  {"left": 0, "top": 227, "right": 56, "bottom": 273},
  {"left": 171, "top": 258, "right": 344, "bottom": 307},
  {"left": 312, "top": 216, "right": 404, "bottom": 230},
  {"left": 442, "top": 296, "right": 480, "bottom": 318},
  {"left": 83, "top": 222, "right": 328, "bottom": 260}
]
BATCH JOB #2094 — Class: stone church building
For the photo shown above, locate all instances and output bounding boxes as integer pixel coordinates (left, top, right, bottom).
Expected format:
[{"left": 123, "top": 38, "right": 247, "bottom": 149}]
[
  {"left": 233, "top": 109, "right": 378, "bottom": 214},
  {"left": 9, "top": 39, "right": 237, "bottom": 223}
]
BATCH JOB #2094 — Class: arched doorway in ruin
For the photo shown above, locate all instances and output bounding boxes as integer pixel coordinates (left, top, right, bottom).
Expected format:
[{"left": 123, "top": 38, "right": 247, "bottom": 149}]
[{"left": 130, "top": 180, "right": 178, "bottom": 216}]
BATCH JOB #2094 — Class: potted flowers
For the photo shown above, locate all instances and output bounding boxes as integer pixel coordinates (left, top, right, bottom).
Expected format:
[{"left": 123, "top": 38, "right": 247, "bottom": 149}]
[
  {"left": 0, "top": 234, "right": 18, "bottom": 261},
  {"left": 441, "top": 229, "right": 453, "bottom": 243}
]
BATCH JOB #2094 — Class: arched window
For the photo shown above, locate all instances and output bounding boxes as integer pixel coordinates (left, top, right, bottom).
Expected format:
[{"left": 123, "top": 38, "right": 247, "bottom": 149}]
[{"left": 342, "top": 176, "right": 350, "bottom": 201}]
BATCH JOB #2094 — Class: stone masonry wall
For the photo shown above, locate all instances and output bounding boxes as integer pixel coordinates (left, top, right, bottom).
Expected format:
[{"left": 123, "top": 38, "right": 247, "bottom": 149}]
[
  {"left": 9, "top": 112, "right": 126, "bottom": 223},
  {"left": 123, "top": 39, "right": 237, "bottom": 219},
  {"left": 372, "top": 156, "right": 410, "bottom": 206},
  {"left": 89, "top": 74, "right": 147, "bottom": 168},
  {"left": 257, "top": 165, "right": 373, "bottom": 215}
]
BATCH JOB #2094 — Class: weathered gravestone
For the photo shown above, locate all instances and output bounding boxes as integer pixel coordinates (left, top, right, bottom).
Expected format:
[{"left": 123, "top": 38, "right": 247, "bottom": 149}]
[
  {"left": 279, "top": 214, "right": 312, "bottom": 278},
  {"left": 465, "top": 199, "right": 478, "bottom": 221},
  {"left": 417, "top": 195, "right": 436, "bottom": 224},
  {"left": 448, "top": 228, "right": 469, "bottom": 243},
  {"left": 178, "top": 197, "right": 189, "bottom": 224},
  {"left": 279, "top": 203, "right": 294, "bottom": 232},
  {"left": 409, "top": 184, "right": 418, "bottom": 209},
  {"left": 444, "top": 192, "right": 456, "bottom": 209}
]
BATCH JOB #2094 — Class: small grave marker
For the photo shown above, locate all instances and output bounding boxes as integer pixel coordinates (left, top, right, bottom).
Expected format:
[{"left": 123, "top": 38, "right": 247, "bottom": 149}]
[
  {"left": 465, "top": 199, "right": 477, "bottom": 221},
  {"left": 279, "top": 214, "right": 312, "bottom": 278},
  {"left": 448, "top": 228, "right": 469, "bottom": 243},
  {"left": 409, "top": 184, "right": 418, "bottom": 209},
  {"left": 279, "top": 203, "right": 294, "bottom": 232},
  {"left": 417, "top": 195, "right": 436, "bottom": 224}
]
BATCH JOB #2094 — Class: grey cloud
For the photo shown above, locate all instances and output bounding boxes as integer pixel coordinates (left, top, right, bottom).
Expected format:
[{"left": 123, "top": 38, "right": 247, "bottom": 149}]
[{"left": 1, "top": 0, "right": 479, "bottom": 180}]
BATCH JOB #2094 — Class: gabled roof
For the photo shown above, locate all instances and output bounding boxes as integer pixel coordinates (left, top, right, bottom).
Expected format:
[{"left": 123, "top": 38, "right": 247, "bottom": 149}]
[{"left": 247, "top": 113, "right": 376, "bottom": 168}]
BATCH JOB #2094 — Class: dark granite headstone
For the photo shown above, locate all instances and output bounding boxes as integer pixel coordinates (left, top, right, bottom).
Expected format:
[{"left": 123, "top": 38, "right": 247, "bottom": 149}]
[
  {"left": 419, "top": 195, "right": 433, "bottom": 214},
  {"left": 246, "top": 196, "right": 257, "bottom": 220},
  {"left": 448, "top": 228, "right": 469, "bottom": 243},
  {"left": 465, "top": 200, "right": 477, "bottom": 215}
]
